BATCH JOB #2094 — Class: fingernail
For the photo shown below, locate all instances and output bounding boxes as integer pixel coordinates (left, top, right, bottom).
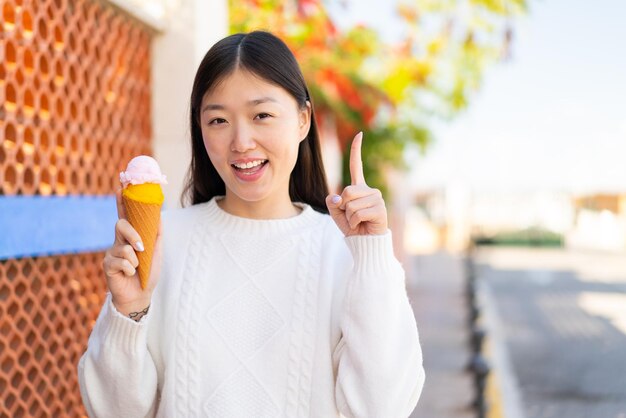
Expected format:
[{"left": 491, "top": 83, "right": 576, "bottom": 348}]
[
  {"left": 136, "top": 241, "right": 144, "bottom": 252},
  {"left": 331, "top": 195, "right": 342, "bottom": 204}
]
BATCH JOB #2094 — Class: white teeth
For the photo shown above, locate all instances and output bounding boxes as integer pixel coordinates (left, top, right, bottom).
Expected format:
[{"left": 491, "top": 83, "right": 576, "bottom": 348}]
[{"left": 233, "top": 160, "right": 266, "bottom": 169}]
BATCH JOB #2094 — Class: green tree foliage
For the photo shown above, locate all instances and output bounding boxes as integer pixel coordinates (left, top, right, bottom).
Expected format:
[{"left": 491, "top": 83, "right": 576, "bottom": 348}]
[{"left": 230, "top": 0, "right": 526, "bottom": 197}]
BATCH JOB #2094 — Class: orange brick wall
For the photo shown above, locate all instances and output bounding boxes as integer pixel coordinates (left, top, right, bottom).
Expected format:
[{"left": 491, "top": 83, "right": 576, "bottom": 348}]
[{"left": 1, "top": 0, "right": 154, "bottom": 416}]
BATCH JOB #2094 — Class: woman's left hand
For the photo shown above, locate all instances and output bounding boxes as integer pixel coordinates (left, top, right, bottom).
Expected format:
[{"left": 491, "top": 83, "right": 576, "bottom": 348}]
[{"left": 326, "top": 132, "right": 388, "bottom": 237}]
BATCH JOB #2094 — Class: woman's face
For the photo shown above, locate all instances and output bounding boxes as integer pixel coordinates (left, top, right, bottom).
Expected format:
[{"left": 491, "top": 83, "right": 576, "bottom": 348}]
[{"left": 199, "top": 69, "right": 311, "bottom": 214}]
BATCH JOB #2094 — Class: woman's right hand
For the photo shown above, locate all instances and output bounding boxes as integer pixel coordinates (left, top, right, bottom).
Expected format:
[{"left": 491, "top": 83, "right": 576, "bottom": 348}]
[{"left": 102, "top": 189, "right": 162, "bottom": 317}]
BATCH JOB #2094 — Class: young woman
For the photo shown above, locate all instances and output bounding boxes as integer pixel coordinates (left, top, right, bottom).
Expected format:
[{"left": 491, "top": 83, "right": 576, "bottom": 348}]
[{"left": 78, "top": 31, "right": 424, "bottom": 417}]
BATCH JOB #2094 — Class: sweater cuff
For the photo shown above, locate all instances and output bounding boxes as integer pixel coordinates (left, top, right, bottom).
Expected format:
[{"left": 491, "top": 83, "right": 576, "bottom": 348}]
[
  {"left": 344, "top": 230, "right": 399, "bottom": 275},
  {"left": 99, "top": 293, "right": 149, "bottom": 354}
]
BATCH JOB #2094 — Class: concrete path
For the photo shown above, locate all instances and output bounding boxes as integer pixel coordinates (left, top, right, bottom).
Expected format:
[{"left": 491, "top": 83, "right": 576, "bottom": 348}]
[
  {"left": 407, "top": 252, "right": 475, "bottom": 418},
  {"left": 475, "top": 247, "right": 626, "bottom": 418}
]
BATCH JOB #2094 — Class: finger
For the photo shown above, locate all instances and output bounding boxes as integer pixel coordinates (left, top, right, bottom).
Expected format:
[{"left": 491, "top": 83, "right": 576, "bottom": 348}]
[
  {"left": 338, "top": 184, "right": 377, "bottom": 210},
  {"left": 116, "top": 188, "right": 127, "bottom": 219},
  {"left": 110, "top": 244, "right": 139, "bottom": 268},
  {"left": 326, "top": 194, "right": 351, "bottom": 235},
  {"left": 344, "top": 193, "right": 382, "bottom": 222},
  {"left": 349, "top": 131, "right": 365, "bottom": 185},
  {"left": 104, "top": 255, "right": 136, "bottom": 277},
  {"left": 348, "top": 206, "right": 383, "bottom": 230},
  {"left": 114, "top": 219, "right": 144, "bottom": 252},
  {"left": 325, "top": 194, "right": 344, "bottom": 218}
]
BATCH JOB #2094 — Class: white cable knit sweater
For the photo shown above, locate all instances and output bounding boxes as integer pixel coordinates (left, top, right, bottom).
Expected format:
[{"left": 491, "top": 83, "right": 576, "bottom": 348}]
[{"left": 78, "top": 197, "right": 425, "bottom": 418}]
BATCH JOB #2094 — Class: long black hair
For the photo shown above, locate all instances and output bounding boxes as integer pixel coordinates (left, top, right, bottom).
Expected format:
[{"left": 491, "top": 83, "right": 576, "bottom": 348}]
[{"left": 180, "top": 31, "right": 329, "bottom": 214}]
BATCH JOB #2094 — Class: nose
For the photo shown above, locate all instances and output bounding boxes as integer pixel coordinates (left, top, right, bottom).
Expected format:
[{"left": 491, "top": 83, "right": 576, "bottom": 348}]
[{"left": 231, "top": 123, "right": 257, "bottom": 153}]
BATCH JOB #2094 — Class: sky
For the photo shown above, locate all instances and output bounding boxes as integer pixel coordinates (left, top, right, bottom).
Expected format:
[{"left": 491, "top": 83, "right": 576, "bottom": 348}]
[{"left": 328, "top": 0, "right": 626, "bottom": 194}]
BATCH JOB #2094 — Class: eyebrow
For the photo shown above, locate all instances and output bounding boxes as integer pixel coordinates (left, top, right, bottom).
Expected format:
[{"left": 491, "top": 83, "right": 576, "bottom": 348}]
[{"left": 201, "top": 97, "right": 278, "bottom": 113}]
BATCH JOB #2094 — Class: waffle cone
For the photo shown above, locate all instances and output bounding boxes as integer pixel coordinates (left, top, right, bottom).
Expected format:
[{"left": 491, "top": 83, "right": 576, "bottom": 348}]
[{"left": 122, "top": 195, "right": 161, "bottom": 290}]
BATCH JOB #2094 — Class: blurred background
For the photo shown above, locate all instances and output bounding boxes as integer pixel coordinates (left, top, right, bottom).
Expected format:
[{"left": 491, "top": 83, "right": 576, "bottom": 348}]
[{"left": 1, "top": 0, "right": 625, "bottom": 417}]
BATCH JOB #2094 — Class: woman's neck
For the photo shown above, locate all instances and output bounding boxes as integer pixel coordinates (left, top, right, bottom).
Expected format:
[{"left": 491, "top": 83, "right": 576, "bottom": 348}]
[{"left": 217, "top": 194, "right": 302, "bottom": 220}]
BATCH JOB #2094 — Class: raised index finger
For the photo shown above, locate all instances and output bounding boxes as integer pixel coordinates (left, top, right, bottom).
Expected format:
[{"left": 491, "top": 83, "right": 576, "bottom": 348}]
[{"left": 349, "top": 131, "right": 366, "bottom": 185}]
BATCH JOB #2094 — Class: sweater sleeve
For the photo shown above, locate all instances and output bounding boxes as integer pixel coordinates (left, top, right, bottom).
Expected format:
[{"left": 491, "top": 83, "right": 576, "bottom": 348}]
[
  {"left": 333, "top": 231, "right": 425, "bottom": 418},
  {"left": 77, "top": 293, "right": 158, "bottom": 418}
]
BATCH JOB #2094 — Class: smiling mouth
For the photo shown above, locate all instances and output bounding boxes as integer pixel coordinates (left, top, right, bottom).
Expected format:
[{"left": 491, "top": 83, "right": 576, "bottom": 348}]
[{"left": 231, "top": 159, "right": 269, "bottom": 173}]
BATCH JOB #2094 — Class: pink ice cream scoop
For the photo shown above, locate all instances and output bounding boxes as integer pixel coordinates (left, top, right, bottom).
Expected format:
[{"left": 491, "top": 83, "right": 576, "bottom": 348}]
[{"left": 119, "top": 155, "right": 168, "bottom": 187}]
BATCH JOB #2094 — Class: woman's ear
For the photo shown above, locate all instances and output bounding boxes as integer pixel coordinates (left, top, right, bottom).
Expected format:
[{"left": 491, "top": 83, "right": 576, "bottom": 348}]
[{"left": 298, "top": 101, "right": 312, "bottom": 142}]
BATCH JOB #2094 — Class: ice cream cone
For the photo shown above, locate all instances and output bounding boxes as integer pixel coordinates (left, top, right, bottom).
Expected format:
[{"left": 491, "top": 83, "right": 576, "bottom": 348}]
[
  {"left": 119, "top": 156, "right": 167, "bottom": 290},
  {"left": 122, "top": 186, "right": 162, "bottom": 289}
]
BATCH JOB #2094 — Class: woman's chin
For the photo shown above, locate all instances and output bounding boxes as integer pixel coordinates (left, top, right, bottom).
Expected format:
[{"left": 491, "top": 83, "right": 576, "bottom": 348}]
[{"left": 225, "top": 188, "right": 272, "bottom": 206}]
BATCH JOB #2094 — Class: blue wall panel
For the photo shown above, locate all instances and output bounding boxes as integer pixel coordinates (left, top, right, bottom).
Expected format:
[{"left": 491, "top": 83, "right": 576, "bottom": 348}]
[{"left": 0, "top": 196, "right": 118, "bottom": 259}]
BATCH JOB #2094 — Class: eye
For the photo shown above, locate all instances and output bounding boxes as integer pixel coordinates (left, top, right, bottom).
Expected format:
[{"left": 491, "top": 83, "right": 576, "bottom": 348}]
[
  {"left": 208, "top": 117, "right": 227, "bottom": 125},
  {"left": 255, "top": 113, "right": 272, "bottom": 120}
]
